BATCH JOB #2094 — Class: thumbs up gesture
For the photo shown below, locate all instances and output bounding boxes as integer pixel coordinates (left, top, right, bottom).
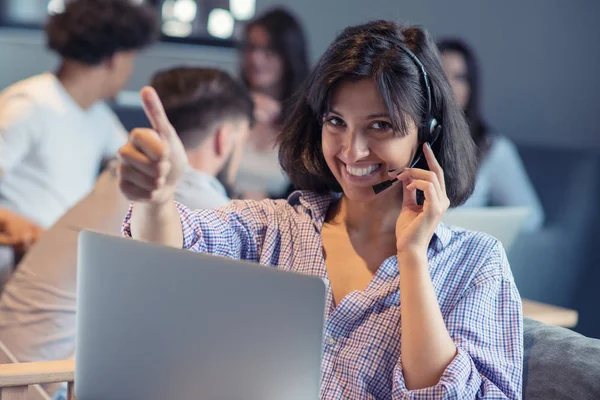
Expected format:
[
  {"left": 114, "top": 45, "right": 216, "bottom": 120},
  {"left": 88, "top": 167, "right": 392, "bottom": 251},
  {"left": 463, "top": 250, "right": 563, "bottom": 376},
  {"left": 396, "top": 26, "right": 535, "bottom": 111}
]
[{"left": 118, "top": 87, "right": 187, "bottom": 205}]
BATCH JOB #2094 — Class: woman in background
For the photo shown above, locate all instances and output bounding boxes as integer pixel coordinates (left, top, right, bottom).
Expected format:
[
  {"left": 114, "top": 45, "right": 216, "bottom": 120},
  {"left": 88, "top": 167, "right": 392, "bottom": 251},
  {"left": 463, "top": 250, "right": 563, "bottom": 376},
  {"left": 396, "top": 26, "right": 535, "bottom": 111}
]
[
  {"left": 236, "top": 7, "right": 309, "bottom": 199},
  {"left": 438, "top": 39, "right": 544, "bottom": 231}
]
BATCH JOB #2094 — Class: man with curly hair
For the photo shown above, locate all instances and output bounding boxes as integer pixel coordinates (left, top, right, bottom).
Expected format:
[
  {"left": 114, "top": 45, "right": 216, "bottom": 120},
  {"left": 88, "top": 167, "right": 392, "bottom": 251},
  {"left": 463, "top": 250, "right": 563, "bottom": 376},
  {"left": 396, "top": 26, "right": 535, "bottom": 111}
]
[{"left": 0, "top": 0, "right": 159, "bottom": 262}]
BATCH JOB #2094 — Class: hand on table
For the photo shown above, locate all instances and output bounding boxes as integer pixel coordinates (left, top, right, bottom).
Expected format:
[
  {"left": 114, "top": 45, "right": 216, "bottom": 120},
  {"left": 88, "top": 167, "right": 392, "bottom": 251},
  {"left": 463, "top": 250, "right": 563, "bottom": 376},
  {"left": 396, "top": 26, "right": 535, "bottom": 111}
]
[{"left": 0, "top": 208, "right": 44, "bottom": 254}]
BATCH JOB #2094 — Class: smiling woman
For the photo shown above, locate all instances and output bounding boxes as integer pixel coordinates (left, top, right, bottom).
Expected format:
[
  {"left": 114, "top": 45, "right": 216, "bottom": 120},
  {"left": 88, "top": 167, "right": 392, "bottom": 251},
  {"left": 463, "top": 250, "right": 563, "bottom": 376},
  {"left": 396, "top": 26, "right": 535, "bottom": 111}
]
[
  {"left": 118, "top": 20, "right": 523, "bottom": 400},
  {"left": 278, "top": 24, "right": 477, "bottom": 204}
]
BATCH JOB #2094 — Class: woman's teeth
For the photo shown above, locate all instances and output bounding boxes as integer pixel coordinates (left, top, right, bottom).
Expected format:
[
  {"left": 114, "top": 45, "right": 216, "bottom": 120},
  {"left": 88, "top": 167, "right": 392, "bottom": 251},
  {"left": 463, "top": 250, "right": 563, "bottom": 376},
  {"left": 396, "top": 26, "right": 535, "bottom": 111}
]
[{"left": 346, "top": 164, "right": 381, "bottom": 177}]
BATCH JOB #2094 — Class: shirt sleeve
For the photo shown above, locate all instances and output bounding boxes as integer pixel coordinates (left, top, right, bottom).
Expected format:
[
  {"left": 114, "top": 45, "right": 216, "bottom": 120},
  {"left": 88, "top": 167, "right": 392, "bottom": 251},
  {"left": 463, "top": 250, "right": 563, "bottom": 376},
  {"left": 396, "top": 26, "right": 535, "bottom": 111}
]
[
  {"left": 122, "top": 200, "right": 268, "bottom": 262},
  {"left": 486, "top": 136, "right": 545, "bottom": 231},
  {"left": 0, "top": 97, "right": 40, "bottom": 177},
  {"left": 392, "top": 242, "right": 523, "bottom": 399}
]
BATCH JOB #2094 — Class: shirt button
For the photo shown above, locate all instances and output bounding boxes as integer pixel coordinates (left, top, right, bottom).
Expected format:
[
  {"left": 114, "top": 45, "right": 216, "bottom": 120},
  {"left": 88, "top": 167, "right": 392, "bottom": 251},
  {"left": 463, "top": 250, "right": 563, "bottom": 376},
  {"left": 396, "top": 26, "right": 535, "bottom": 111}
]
[{"left": 327, "top": 335, "right": 336, "bottom": 346}]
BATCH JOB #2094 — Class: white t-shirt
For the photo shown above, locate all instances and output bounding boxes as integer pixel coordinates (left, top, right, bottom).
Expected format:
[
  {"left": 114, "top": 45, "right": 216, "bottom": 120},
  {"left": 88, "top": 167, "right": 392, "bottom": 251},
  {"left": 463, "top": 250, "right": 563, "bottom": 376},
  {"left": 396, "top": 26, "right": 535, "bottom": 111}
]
[{"left": 0, "top": 73, "right": 127, "bottom": 228}]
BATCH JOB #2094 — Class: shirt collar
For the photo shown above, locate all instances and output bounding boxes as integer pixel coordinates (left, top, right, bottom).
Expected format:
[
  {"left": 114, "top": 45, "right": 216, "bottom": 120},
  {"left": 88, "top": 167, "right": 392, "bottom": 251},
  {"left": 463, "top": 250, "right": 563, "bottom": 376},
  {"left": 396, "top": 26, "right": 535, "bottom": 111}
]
[
  {"left": 432, "top": 223, "right": 452, "bottom": 250},
  {"left": 288, "top": 190, "right": 338, "bottom": 230},
  {"left": 288, "top": 190, "right": 452, "bottom": 250},
  {"left": 182, "top": 166, "right": 227, "bottom": 197}
]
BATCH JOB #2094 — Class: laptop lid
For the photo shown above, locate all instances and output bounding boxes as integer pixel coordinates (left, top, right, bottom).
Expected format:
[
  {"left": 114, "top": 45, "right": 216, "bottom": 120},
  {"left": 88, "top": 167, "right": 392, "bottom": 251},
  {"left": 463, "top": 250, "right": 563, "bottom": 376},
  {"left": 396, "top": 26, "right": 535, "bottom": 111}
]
[
  {"left": 75, "top": 231, "right": 326, "bottom": 400},
  {"left": 442, "top": 207, "right": 530, "bottom": 253}
]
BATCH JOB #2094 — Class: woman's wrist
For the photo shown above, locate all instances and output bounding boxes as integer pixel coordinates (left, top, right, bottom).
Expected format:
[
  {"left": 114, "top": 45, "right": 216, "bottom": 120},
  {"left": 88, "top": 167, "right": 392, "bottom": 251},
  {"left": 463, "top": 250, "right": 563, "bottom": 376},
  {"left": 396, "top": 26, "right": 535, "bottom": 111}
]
[{"left": 397, "top": 249, "right": 428, "bottom": 269}]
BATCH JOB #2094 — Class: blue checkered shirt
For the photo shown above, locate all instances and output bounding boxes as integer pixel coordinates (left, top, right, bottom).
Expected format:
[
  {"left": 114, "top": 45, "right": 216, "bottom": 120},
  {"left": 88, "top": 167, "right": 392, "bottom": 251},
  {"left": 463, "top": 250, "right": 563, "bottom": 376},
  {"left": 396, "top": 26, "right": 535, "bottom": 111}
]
[{"left": 123, "top": 191, "right": 523, "bottom": 399}]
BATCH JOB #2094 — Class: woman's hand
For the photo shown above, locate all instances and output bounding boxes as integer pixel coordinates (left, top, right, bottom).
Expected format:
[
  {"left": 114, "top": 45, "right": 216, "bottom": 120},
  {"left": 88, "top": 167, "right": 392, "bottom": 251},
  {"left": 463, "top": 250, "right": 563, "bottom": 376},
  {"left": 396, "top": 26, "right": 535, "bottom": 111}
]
[
  {"left": 394, "top": 143, "right": 450, "bottom": 255},
  {"left": 117, "top": 87, "right": 187, "bottom": 247},
  {"left": 117, "top": 87, "right": 188, "bottom": 206}
]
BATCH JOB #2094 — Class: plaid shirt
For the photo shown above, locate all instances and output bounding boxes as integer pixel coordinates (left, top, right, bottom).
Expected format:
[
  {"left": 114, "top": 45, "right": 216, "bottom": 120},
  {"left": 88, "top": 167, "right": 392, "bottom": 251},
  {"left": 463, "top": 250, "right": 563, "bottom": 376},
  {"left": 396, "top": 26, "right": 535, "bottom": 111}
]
[{"left": 123, "top": 191, "right": 523, "bottom": 399}]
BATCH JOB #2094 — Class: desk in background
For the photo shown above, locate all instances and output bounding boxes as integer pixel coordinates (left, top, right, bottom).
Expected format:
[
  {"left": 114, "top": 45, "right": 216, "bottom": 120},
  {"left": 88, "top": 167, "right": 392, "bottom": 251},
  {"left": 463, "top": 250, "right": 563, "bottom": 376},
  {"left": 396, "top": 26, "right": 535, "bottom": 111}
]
[{"left": 523, "top": 299, "right": 579, "bottom": 328}]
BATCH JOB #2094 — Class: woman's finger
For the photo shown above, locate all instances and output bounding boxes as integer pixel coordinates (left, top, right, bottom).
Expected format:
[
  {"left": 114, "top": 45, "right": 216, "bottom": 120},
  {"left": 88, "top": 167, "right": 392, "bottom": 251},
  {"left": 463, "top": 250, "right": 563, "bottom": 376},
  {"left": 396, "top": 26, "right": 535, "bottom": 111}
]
[
  {"left": 119, "top": 180, "right": 154, "bottom": 202},
  {"left": 397, "top": 167, "right": 443, "bottom": 198},
  {"left": 402, "top": 179, "right": 418, "bottom": 208},
  {"left": 0, "top": 233, "right": 16, "bottom": 246},
  {"left": 140, "top": 86, "right": 178, "bottom": 143},
  {"left": 405, "top": 179, "right": 445, "bottom": 217},
  {"left": 118, "top": 145, "right": 171, "bottom": 179},
  {"left": 119, "top": 164, "right": 165, "bottom": 192},
  {"left": 422, "top": 143, "right": 446, "bottom": 193},
  {"left": 129, "top": 128, "right": 167, "bottom": 162}
]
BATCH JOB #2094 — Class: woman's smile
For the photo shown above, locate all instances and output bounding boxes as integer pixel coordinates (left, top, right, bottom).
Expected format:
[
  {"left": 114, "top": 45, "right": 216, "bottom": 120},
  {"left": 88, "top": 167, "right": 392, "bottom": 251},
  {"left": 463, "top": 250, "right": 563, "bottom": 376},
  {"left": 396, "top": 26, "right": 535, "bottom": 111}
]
[{"left": 340, "top": 161, "right": 384, "bottom": 184}]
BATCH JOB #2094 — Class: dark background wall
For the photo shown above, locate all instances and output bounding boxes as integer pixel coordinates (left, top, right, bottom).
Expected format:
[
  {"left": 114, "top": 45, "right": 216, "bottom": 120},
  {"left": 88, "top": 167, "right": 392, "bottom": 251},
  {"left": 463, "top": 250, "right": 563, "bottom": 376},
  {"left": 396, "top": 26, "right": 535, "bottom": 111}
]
[
  {"left": 2, "top": 0, "right": 599, "bottom": 150},
  {"left": 259, "top": 0, "right": 600, "bottom": 151}
]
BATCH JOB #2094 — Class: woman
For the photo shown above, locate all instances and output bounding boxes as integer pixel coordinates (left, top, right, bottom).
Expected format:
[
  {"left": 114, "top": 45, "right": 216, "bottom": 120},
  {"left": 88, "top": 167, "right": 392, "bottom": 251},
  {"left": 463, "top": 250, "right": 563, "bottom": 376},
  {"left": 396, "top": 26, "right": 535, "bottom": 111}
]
[
  {"left": 236, "top": 7, "right": 310, "bottom": 199},
  {"left": 438, "top": 38, "right": 544, "bottom": 231},
  {"left": 118, "top": 21, "right": 522, "bottom": 399}
]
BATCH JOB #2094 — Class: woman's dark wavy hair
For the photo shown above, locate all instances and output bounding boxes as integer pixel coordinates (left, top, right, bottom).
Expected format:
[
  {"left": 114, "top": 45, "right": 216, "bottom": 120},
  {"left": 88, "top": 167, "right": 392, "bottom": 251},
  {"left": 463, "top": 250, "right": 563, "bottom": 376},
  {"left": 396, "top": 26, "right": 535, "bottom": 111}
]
[
  {"left": 278, "top": 21, "right": 477, "bottom": 206},
  {"left": 241, "top": 7, "right": 310, "bottom": 105},
  {"left": 437, "top": 38, "right": 490, "bottom": 157},
  {"left": 46, "top": 0, "right": 159, "bottom": 65}
]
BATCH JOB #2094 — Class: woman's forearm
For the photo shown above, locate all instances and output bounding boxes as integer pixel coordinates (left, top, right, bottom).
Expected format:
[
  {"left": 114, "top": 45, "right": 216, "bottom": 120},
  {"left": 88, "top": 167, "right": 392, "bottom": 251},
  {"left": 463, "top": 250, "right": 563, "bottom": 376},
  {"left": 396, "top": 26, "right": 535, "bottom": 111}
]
[
  {"left": 130, "top": 200, "right": 183, "bottom": 248},
  {"left": 398, "top": 251, "right": 457, "bottom": 390}
]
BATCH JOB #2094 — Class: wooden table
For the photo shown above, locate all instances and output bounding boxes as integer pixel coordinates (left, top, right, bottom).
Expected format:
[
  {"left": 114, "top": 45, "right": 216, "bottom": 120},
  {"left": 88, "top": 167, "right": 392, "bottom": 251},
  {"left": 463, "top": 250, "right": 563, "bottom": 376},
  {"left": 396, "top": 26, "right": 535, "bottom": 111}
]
[{"left": 522, "top": 299, "right": 579, "bottom": 328}]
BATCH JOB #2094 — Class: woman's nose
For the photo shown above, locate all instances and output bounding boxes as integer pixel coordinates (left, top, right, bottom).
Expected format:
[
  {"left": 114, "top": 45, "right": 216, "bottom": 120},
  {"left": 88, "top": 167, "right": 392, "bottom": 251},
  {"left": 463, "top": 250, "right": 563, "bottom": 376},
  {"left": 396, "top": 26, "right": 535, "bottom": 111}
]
[{"left": 341, "top": 131, "right": 370, "bottom": 161}]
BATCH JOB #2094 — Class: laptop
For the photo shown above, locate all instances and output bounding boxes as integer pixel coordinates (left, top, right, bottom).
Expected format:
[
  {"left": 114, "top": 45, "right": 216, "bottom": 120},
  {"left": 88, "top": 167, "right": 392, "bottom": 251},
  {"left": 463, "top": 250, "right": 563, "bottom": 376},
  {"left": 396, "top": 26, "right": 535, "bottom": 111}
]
[
  {"left": 75, "top": 231, "right": 327, "bottom": 400},
  {"left": 442, "top": 207, "right": 531, "bottom": 253}
]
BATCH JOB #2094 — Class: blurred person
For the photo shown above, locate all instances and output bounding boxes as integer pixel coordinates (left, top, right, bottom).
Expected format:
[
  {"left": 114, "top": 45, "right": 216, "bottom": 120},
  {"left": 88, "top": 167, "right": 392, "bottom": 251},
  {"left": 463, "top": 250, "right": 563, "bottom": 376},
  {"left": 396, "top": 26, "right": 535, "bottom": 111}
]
[
  {"left": 119, "top": 21, "right": 522, "bottom": 398},
  {"left": 0, "top": 66, "right": 253, "bottom": 399},
  {"left": 438, "top": 38, "right": 544, "bottom": 231},
  {"left": 236, "top": 7, "right": 310, "bottom": 199},
  {"left": 152, "top": 67, "right": 254, "bottom": 209},
  {"left": 0, "top": 0, "right": 159, "bottom": 246}
]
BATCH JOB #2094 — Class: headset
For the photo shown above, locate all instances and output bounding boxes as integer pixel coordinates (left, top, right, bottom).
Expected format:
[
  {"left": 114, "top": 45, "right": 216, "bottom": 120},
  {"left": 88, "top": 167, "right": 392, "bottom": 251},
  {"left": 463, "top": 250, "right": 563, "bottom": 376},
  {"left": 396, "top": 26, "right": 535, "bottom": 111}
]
[{"left": 372, "top": 43, "right": 442, "bottom": 194}]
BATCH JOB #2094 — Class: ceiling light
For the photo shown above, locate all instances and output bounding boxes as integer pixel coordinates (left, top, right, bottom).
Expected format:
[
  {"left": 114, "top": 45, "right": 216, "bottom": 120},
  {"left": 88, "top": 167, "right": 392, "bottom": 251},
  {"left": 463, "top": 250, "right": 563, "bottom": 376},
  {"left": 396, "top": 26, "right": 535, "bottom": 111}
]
[
  {"left": 162, "top": 20, "right": 193, "bottom": 37},
  {"left": 229, "top": 0, "right": 255, "bottom": 20},
  {"left": 207, "top": 8, "right": 234, "bottom": 39},
  {"left": 173, "top": 0, "right": 197, "bottom": 23},
  {"left": 47, "top": 0, "right": 65, "bottom": 15}
]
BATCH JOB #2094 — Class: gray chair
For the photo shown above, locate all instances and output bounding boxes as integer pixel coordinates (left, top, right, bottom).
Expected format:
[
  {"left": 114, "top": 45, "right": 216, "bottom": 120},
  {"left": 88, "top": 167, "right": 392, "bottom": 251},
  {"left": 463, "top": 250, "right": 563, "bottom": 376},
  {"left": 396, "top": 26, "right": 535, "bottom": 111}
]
[
  {"left": 524, "top": 318, "right": 600, "bottom": 399},
  {"left": 511, "top": 145, "right": 600, "bottom": 306},
  {"left": 511, "top": 144, "right": 600, "bottom": 337}
]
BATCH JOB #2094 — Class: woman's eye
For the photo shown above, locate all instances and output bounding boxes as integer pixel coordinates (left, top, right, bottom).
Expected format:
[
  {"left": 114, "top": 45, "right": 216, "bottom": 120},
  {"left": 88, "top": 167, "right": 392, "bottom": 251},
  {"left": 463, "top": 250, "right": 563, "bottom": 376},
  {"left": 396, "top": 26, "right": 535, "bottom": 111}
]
[
  {"left": 324, "top": 117, "right": 345, "bottom": 127},
  {"left": 370, "top": 121, "right": 393, "bottom": 131}
]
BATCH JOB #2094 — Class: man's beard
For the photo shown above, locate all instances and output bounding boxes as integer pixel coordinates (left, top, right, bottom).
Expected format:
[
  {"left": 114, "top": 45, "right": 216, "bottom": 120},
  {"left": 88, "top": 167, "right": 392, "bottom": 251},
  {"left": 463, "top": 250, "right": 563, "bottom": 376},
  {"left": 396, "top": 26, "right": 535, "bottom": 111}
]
[{"left": 215, "top": 153, "right": 236, "bottom": 199}]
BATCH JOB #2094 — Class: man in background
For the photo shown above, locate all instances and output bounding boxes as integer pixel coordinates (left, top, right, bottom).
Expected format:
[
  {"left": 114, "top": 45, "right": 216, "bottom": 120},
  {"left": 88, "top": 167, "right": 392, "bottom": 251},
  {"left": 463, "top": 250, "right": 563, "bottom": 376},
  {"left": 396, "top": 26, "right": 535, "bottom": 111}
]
[
  {"left": 0, "top": 66, "right": 253, "bottom": 399},
  {"left": 0, "top": 0, "right": 159, "bottom": 264}
]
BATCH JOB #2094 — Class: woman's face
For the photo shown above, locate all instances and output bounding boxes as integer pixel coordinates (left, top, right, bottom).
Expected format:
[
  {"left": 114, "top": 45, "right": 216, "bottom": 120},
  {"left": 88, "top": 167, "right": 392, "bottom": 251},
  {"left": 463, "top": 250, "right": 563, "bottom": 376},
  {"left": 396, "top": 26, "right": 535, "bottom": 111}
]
[
  {"left": 441, "top": 51, "right": 470, "bottom": 110},
  {"left": 321, "top": 78, "right": 419, "bottom": 203},
  {"left": 242, "top": 25, "right": 284, "bottom": 92}
]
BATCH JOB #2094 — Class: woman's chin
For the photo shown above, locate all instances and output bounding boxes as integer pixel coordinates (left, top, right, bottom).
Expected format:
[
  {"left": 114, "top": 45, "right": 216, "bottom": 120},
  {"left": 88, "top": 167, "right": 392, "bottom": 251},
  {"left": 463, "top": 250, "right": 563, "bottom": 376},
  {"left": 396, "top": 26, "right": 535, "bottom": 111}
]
[{"left": 340, "top": 185, "right": 379, "bottom": 202}]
